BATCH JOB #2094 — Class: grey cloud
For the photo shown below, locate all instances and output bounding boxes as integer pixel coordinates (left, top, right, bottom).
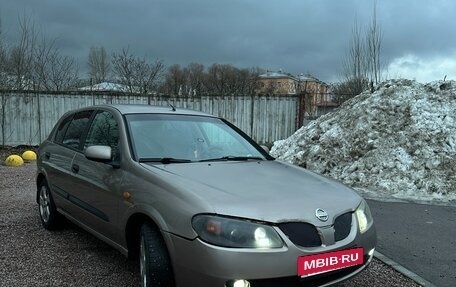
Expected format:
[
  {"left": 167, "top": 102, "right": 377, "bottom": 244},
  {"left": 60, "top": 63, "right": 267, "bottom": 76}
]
[{"left": 1, "top": 0, "right": 456, "bottom": 82}]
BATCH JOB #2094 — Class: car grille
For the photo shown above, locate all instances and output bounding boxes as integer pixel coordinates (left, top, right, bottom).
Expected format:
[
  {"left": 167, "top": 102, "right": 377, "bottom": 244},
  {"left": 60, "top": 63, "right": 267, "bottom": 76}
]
[
  {"left": 334, "top": 212, "right": 353, "bottom": 241},
  {"left": 278, "top": 212, "right": 353, "bottom": 247},
  {"left": 278, "top": 223, "right": 322, "bottom": 247}
]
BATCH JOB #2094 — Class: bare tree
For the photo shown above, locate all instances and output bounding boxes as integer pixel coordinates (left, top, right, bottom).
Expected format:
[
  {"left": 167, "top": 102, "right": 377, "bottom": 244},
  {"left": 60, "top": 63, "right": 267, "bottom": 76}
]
[
  {"left": 1, "top": 14, "right": 37, "bottom": 145},
  {"left": 160, "top": 63, "right": 262, "bottom": 96},
  {"left": 203, "top": 63, "right": 255, "bottom": 95},
  {"left": 337, "top": 2, "right": 383, "bottom": 101},
  {"left": 0, "top": 15, "right": 9, "bottom": 146},
  {"left": 136, "top": 57, "right": 165, "bottom": 94},
  {"left": 186, "top": 63, "right": 205, "bottom": 96},
  {"left": 0, "top": 16, "right": 9, "bottom": 88},
  {"left": 243, "top": 67, "right": 262, "bottom": 95},
  {"left": 331, "top": 78, "right": 368, "bottom": 104},
  {"left": 88, "top": 46, "right": 110, "bottom": 84},
  {"left": 162, "top": 64, "right": 187, "bottom": 96},
  {"left": 232, "top": 66, "right": 262, "bottom": 95},
  {"left": 32, "top": 35, "right": 53, "bottom": 90},
  {"left": 215, "top": 64, "right": 238, "bottom": 95},
  {"left": 48, "top": 53, "right": 79, "bottom": 91},
  {"left": 33, "top": 35, "right": 79, "bottom": 91},
  {"left": 342, "top": 18, "right": 368, "bottom": 93},
  {"left": 7, "top": 13, "right": 37, "bottom": 90},
  {"left": 111, "top": 48, "right": 134, "bottom": 92},
  {"left": 204, "top": 64, "right": 222, "bottom": 95},
  {"left": 111, "top": 47, "right": 165, "bottom": 94},
  {"left": 366, "top": 1, "right": 382, "bottom": 85}
]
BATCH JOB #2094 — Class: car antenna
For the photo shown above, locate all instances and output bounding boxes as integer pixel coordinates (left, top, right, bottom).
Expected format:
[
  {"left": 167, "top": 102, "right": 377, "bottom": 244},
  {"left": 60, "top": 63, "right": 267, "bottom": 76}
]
[{"left": 168, "top": 101, "right": 176, "bottom": 112}]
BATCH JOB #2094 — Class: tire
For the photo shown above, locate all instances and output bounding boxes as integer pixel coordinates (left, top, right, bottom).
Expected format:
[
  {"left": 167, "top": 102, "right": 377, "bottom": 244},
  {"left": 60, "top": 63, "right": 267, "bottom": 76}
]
[
  {"left": 38, "top": 180, "right": 61, "bottom": 230},
  {"left": 139, "top": 222, "right": 175, "bottom": 287}
]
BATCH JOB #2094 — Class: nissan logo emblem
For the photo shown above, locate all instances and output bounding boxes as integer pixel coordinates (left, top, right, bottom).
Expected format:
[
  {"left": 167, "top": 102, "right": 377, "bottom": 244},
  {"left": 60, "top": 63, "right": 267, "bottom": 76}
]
[{"left": 315, "top": 208, "right": 329, "bottom": 222}]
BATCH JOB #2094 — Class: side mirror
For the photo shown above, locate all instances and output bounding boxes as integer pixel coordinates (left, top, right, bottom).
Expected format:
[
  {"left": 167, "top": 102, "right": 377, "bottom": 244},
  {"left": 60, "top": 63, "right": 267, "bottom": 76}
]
[
  {"left": 260, "top": 145, "right": 270, "bottom": 154},
  {"left": 85, "top": 145, "right": 112, "bottom": 163}
]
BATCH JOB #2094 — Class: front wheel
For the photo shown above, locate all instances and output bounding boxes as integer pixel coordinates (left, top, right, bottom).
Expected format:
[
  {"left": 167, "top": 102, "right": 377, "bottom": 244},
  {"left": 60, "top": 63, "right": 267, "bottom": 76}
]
[
  {"left": 140, "top": 222, "right": 175, "bottom": 287},
  {"left": 38, "top": 180, "right": 61, "bottom": 230}
]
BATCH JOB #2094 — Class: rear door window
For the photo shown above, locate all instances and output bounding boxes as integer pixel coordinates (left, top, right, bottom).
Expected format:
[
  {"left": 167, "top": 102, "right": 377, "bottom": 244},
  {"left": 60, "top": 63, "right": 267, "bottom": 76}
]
[
  {"left": 62, "top": 110, "right": 93, "bottom": 150},
  {"left": 54, "top": 114, "right": 74, "bottom": 144}
]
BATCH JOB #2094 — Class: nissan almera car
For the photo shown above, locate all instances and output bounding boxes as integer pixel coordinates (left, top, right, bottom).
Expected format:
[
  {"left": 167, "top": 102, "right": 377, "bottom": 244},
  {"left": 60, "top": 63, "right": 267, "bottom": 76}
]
[{"left": 36, "top": 104, "right": 376, "bottom": 287}]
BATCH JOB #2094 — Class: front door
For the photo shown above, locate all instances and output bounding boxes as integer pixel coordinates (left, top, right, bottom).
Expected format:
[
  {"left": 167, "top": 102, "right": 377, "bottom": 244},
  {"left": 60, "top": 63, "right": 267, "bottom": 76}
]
[{"left": 67, "top": 110, "right": 123, "bottom": 242}]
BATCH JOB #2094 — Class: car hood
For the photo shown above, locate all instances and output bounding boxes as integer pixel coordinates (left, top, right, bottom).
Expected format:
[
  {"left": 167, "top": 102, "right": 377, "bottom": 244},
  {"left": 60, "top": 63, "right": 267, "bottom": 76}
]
[{"left": 142, "top": 160, "right": 361, "bottom": 226}]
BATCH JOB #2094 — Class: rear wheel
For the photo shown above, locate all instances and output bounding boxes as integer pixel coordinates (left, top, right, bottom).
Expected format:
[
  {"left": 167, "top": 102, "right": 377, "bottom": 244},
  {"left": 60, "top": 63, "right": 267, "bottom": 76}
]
[
  {"left": 139, "top": 222, "right": 175, "bottom": 287},
  {"left": 38, "top": 180, "right": 61, "bottom": 230}
]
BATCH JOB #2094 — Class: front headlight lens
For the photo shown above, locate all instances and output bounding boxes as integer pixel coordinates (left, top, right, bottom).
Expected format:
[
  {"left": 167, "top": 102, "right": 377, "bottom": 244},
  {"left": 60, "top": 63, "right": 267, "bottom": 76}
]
[
  {"left": 192, "top": 215, "right": 283, "bottom": 248},
  {"left": 355, "top": 199, "right": 373, "bottom": 233}
]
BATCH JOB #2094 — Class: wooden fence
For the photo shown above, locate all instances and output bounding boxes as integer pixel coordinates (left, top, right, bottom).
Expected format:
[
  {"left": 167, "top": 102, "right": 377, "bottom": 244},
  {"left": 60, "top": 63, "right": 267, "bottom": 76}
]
[{"left": 0, "top": 91, "right": 301, "bottom": 146}]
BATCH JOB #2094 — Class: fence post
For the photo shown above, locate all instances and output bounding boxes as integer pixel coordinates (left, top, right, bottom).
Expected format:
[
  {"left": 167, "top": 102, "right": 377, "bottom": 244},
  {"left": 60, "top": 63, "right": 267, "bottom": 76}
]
[
  {"left": 1, "top": 93, "right": 5, "bottom": 147},
  {"left": 250, "top": 94, "right": 255, "bottom": 137},
  {"left": 37, "top": 91, "right": 42, "bottom": 145},
  {"left": 297, "top": 93, "right": 305, "bottom": 128}
]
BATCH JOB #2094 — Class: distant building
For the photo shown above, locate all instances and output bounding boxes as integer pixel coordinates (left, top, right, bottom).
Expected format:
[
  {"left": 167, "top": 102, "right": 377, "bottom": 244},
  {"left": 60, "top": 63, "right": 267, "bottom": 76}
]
[
  {"left": 296, "top": 73, "right": 329, "bottom": 97},
  {"left": 295, "top": 73, "right": 337, "bottom": 120},
  {"left": 256, "top": 70, "right": 297, "bottom": 95},
  {"left": 256, "top": 70, "right": 330, "bottom": 96},
  {"left": 256, "top": 70, "right": 338, "bottom": 124}
]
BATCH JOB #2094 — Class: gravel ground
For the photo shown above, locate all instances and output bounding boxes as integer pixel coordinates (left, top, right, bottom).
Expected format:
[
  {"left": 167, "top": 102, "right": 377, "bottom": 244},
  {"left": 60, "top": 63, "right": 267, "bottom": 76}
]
[{"left": 0, "top": 156, "right": 422, "bottom": 286}]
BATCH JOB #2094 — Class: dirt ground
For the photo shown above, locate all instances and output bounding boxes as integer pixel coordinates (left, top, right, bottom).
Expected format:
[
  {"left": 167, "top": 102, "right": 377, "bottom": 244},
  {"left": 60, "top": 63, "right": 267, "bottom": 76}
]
[{"left": 0, "top": 155, "right": 421, "bottom": 286}]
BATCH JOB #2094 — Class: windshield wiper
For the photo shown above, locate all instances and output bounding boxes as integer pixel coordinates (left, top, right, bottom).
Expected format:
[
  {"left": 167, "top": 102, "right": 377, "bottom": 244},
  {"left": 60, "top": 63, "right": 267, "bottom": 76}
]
[
  {"left": 199, "top": 156, "right": 264, "bottom": 162},
  {"left": 139, "top": 157, "right": 192, "bottom": 164}
]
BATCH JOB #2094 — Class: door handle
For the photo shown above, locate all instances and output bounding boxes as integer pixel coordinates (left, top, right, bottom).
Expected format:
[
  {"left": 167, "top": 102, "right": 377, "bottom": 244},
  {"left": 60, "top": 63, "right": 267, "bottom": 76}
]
[
  {"left": 71, "top": 164, "right": 80, "bottom": 173},
  {"left": 45, "top": 152, "right": 51, "bottom": 159}
]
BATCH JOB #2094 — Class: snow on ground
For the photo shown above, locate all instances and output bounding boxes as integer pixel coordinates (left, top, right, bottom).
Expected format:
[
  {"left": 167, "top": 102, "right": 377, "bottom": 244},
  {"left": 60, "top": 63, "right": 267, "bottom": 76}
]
[{"left": 271, "top": 79, "right": 456, "bottom": 204}]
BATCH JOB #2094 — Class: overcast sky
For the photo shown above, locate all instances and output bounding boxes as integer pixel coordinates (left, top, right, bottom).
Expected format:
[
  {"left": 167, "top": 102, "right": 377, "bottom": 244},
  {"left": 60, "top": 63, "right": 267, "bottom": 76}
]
[{"left": 1, "top": 0, "right": 456, "bottom": 83}]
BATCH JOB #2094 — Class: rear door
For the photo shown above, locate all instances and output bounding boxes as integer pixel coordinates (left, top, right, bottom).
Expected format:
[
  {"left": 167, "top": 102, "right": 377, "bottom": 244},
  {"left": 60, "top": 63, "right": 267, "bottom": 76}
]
[
  {"left": 68, "top": 110, "right": 124, "bottom": 242},
  {"left": 44, "top": 110, "right": 93, "bottom": 213}
]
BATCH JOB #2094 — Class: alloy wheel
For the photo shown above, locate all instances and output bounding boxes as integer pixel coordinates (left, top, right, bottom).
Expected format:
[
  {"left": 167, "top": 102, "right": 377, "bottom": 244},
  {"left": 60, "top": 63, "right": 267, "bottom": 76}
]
[{"left": 39, "top": 185, "right": 51, "bottom": 223}]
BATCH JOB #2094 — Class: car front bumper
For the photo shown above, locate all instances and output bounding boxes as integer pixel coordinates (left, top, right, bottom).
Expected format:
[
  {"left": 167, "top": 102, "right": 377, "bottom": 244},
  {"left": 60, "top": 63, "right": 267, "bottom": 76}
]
[{"left": 164, "top": 225, "right": 376, "bottom": 287}]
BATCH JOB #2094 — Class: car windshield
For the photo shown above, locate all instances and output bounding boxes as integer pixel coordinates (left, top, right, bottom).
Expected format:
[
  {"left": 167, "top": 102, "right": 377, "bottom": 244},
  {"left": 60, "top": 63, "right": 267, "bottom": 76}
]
[{"left": 126, "top": 114, "right": 266, "bottom": 162}]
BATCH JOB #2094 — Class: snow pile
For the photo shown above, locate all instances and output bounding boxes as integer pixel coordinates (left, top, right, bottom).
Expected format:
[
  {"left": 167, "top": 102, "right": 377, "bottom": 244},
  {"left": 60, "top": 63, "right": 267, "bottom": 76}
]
[{"left": 271, "top": 79, "right": 456, "bottom": 203}]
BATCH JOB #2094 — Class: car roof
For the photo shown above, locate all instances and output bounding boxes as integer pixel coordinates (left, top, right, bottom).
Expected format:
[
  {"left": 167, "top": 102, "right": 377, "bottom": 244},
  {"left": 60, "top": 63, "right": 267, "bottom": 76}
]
[{"left": 86, "top": 104, "right": 217, "bottom": 117}]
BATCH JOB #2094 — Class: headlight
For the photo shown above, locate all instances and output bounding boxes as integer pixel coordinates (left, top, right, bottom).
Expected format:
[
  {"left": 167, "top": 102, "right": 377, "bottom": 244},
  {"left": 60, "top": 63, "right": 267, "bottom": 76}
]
[
  {"left": 355, "top": 199, "right": 373, "bottom": 233},
  {"left": 192, "top": 215, "right": 283, "bottom": 249}
]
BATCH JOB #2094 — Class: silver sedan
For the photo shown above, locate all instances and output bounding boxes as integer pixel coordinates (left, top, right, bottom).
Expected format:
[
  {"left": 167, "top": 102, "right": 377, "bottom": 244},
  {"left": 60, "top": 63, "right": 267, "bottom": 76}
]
[{"left": 36, "top": 104, "right": 376, "bottom": 287}]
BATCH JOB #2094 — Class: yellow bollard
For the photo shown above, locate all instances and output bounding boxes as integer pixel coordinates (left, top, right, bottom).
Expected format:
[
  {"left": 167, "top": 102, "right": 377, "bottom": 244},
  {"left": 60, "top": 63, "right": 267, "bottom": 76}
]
[
  {"left": 22, "top": 150, "right": 37, "bottom": 161},
  {"left": 5, "top": 155, "right": 24, "bottom": 167}
]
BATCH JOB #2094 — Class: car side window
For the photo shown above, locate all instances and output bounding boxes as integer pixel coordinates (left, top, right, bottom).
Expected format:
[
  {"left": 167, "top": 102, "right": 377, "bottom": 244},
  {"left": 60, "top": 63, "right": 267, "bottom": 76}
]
[
  {"left": 84, "top": 111, "right": 120, "bottom": 161},
  {"left": 61, "top": 110, "right": 93, "bottom": 150},
  {"left": 54, "top": 114, "right": 73, "bottom": 144}
]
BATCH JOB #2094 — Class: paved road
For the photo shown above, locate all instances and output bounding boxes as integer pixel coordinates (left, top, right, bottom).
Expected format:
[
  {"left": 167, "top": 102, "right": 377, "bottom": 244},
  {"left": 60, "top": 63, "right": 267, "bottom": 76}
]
[{"left": 367, "top": 199, "right": 456, "bottom": 287}]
